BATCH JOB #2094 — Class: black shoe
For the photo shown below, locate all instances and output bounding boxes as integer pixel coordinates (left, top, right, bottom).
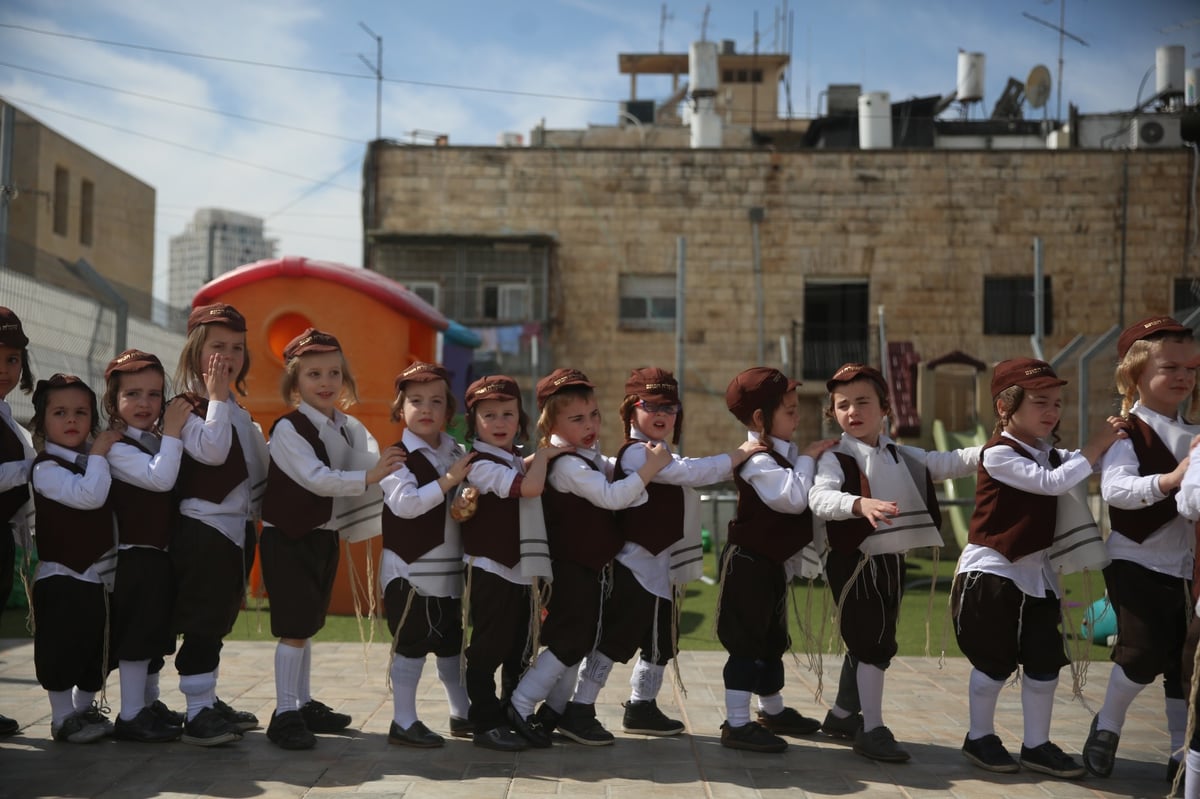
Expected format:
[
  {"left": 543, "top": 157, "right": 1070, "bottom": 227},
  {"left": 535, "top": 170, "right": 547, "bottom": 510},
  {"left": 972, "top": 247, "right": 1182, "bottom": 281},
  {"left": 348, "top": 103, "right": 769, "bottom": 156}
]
[
  {"left": 756, "top": 707, "right": 821, "bottom": 737},
  {"left": 555, "top": 702, "right": 613, "bottom": 746},
  {"left": 0, "top": 714, "right": 18, "bottom": 737},
  {"left": 622, "top": 699, "right": 684, "bottom": 736},
  {"left": 387, "top": 719, "right": 444, "bottom": 748},
  {"left": 79, "top": 703, "right": 114, "bottom": 737},
  {"left": 1019, "top": 740, "right": 1085, "bottom": 779},
  {"left": 300, "top": 699, "right": 351, "bottom": 733},
  {"left": 534, "top": 704, "right": 561, "bottom": 735},
  {"left": 473, "top": 725, "right": 528, "bottom": 751},
  {"left": 962, "top": 733, "right": 1019, "bottom": 773},
  {"left": 182, "top": 706, "right": 241, "bottom": 747},
  {"left": 1082, "top": 715, "right": 1118, "bottom": 777},
  {"left": 147, "top": 700, "right": 184, "bottom": 728},
  {"left": 267, "top": 710, "right": 316, "bottom": 750},
  {"left": 820, "top": 709, "right": 864, "bottom": 740},
  {"left": 114, "top": 707, "right": 181, "bottom": 743},
  {"left": 506, "top": 703, "right": 553, "bottom": 748},
  {"left": 449, "top": 715, "right": 474, "bottom": 739},
  {"left": 51, "top": 712, "right": 107, "bottom": 744},
  {"left": 719, "top": 721, "right": 787, "bottom": 753},
  {"left": 213, "top": 697, "right": 259, "bottom": 732},
  {"left": 854, "top": 725, "right": 911, "bottom": 763}
]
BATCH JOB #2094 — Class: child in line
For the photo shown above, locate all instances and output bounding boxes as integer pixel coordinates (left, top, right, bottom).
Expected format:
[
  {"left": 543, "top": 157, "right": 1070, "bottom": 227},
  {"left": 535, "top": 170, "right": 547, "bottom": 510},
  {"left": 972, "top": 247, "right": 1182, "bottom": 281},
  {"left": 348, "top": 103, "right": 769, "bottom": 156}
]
[
  {"left": 0, "top": 307, "right": 34, "bottom": 737},
  {"left": 1172, "top": 429, "right": 1200, "bottom": 799},
  {"left": 506, "top": 368, "right": 671, "bottom": 747},
  {"left": 568, "top": 367, "right": 764, "bottom": 744},
  {"left": 952, "top": 358, "right": 1121, "bottom": 779},
  {"left": 261, "top": 329, "right": 405, "bottom": 750},
  {"left": 1084, "top": 317, "right": 1199, "bottom": 781},
  {"left": 459, "top": 374, "right": 568, "bottom": 751},
  {"left": 717, "top": 367, "right": 835, "bottom": 753},
  {"left": 810, "top": 363, "right": 979, "bottom": 763},
  {"left": 29, "top": 374, "right": 122, "bottom": 743},
  {"left": 104, "top": 349, "right": 191, "bottom": 743},
  {"left": 379, "top": 361, "right": 474, "bottom": 748},
  {"left": 171, "top": 303, "right": 269, "bottom": 746}
]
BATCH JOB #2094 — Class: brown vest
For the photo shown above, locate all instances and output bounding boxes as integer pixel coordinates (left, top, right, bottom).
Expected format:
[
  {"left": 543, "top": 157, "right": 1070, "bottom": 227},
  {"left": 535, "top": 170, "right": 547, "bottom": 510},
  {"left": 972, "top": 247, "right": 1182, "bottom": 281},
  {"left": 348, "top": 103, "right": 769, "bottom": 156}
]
[
  {"left": 109, "top": 434, "right": 175, "bottom": 549},
  {"left": 460, "top": 450, "right": 522, "bottom": 567},
  {"left": 727, "top": 449, "right": 814, "bottom": 563},
  {"left": 968, "top": 436, "right": 1058, "bottom": 561},
  {"left": 32, "top": 452, "right": 113, "bottom": 573},
  {"left": 262, "top": 411, "right": 333, "bottom": 540},
  {"left": 175, "top": 396, "right": 249, "bottom": 504},
  {"left": 541, "top": 453, "right": 623, "bottom": 570},
  {"left": 1108, "top": 415, "right": 1180, "bottom": 544},
  {"left": 381, "top": 446, "right": 447, "bottom": 563},
  {"left": 613, "top": 440, "right": 684, "bottom": 555},
  {"left": 824, "top": 446, "right": 944, "bottom": 554},
  {"left": 0, "top": 419, "right": 30, "bottom": 524}
]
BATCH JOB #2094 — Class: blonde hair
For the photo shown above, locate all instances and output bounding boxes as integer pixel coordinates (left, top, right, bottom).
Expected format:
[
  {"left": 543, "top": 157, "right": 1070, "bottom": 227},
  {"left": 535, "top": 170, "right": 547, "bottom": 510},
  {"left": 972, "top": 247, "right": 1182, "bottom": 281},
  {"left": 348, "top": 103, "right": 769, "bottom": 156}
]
[
  {"left": 389, "top": 380, "right": 456, "bottom": 424},
  {"left": 173, "top": 324, "right": 251, "bottom": 397},
  {"left": 536, "top": 386, "right": 595, "bottom": 447},
  {"left": 280, "top": 351, "right": 359, "bottom": 409},
  {"left": 1115, "top": 334, "right": 1199, "bottom": 418}
]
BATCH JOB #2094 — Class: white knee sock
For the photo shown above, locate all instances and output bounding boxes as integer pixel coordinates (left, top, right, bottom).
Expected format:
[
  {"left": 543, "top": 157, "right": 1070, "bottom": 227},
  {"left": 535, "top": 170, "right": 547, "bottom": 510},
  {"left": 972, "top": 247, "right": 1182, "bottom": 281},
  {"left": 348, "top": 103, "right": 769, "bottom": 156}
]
[
  {"left": 48, "top": 690, "right": 75, "bottom": 726},
  {"left": 1096, "top": 664, "right": 1144, "bottom": 734},
  {"left": 857, "top": 663, "right": 886, "bottom": 732},
  {"left": 1167, "top": 696, "right": 1187, "bottom": 758},
  {"left": 145, "top": 671, "right": 160, "bottom": 705},
  {"left": 758, "top": 692, "right": 785, "bottom": 716},
  {"left": 71, "top": 688, "right": 96, "bottom": 714},
  {"left": 435, "top": 655, "right": 470, "bottom": 719},
  {"left": 511, "top": 650, "right": 568, "bottom": 717},
  {"left": 179, "top": 672, "right": 217, "bottom": 721},
  {"left": 572, "top": 651, "right": 614, "bottom": 706},
  {"left": 274, "top": 643, "right": 304, "bottom": 715},
  {"left": 725, "top": 689, "right": 752, "bottom": 727},
  {"left": 390, "top": 656, "right": 424, "bottom": 728},
  {"left": 298, "top": 640, "right": 313, "bottom": 705},
  {"left": 967, "top": 668, "right": 1005, "bottom": 740},
  {"left": 630, "top": 660, "right": 665, "bottom": 703},
  {"left": 1185, "top": 748, "right": 1200, "bottom": 799},
  {"left": 118, "top": 659, "right": 150, "bottom": 720},
  {"left": 1020, "top": 673, "right": 1058, "bottom": 749},
  {"left": 546, "top": 660, "right": 580, "bottom": 714}
]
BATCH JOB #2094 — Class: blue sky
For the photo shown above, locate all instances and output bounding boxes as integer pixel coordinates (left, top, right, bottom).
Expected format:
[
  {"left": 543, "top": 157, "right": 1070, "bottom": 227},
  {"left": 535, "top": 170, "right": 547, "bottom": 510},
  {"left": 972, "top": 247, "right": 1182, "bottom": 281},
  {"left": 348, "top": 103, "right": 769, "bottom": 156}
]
[{"left": 0, "top": 0, "right": 1196, "bottom": 302}]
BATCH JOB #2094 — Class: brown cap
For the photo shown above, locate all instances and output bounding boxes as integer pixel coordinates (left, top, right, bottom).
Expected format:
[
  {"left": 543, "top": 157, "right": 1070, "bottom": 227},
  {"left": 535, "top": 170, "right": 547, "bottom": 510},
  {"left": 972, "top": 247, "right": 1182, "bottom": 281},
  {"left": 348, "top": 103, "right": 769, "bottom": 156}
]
[
  {"left": 33, "top": 373, "right": 95, "bottom": 404},
  {"left": 283, "top": 328, "right": 341, "bottom": 361},
  {"left": 0, "top": 307, "right": 28, "bottom": 349},
  {"left": 825, "top": 363, "right": 888, "bottom": 395},
  {"left": 188, "top": 303, "right": 247, "bottom": 334},
  {"left": 105, "top": 349, "right": 163, "bottom": 380},
  {"left": 465, "top": 375, "right": 521, "bottom": 409},
  {"left": 625, "top": 367, "right": 679, "bottom": 404},
  {"left": 535, "top": 368, "right": 594, "bottom": 409},
  {"left": 725, "top": 367, "right": 799, "bottom": 421},
  {"left": 990, "top": 358, "right": 1067, "bottom": 398},
  {"left": 1117, "top": 316, "right": 1191, "bottom": 359},
  {"left": 394, "top": 361, "right": 451, "bottom": 394}
]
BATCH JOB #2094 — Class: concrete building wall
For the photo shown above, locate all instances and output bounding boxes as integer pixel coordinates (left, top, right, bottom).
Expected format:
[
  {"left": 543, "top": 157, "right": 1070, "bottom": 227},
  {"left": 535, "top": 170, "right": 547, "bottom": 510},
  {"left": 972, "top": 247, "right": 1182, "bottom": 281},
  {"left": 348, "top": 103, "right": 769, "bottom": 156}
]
[{"left": 368, "top": 145, "right": 1197, "bottom": 455}]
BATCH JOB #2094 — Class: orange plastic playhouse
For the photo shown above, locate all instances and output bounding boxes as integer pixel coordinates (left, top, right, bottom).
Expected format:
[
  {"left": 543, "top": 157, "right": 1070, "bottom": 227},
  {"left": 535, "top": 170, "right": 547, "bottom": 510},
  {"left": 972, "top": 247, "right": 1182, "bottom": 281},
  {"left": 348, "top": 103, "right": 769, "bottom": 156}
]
[{"left": 193, "top": 255, "right": 448, "bottom": 614}]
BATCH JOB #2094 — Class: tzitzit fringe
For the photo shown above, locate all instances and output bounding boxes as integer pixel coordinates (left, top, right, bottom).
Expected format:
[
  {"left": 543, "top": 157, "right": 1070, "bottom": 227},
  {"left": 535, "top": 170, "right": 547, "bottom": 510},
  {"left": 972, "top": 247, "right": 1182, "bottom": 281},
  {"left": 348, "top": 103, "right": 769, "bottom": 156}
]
[
  {"left": 711, "top": 543, "right": 738, "bottom": 640},
  {"left": 923, "top": 546, "right": 941, "bottom": 657},
  {"left": 1058, "top": 567, "right": 1096, "bottom": 707},
  {"left": 99, "top": 586, "right": 112, "bottom": 710},
  {"left": 19, "top": 544, "right": 34, "bottom": 634},
  {"left": 384, "top": 584, "right": 418, "bottom": 694},
  {"left": 831, "top": 553, "right": 872, "bottom": 652},
  {"left": 939, "top": 549, "right": 970, "bottom": 669},
  {"left": 670, "top": 582, "right": 686, "bottom": 697},
  {"left": 787, "top": 576, "right": 819, "bottom": 685},
  {"left": 1172, "top": 629, "right": 1200, "bottom": 799},
  {"left": 458, "top": 559, "right": 475, "bottom": 684},
  {"left": 526, "top": 577, "right": 550, "bottom": 668},
  {"left": 343, "top": 539, "right": 379, "bottom": 678}
]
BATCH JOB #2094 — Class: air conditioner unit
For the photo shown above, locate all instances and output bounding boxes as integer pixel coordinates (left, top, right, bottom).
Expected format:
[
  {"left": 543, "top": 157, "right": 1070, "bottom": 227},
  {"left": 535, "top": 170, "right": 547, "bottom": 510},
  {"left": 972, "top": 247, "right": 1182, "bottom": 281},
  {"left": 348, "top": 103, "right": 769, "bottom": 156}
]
[{"left": 1130, "top": 116, "right": 1182, "bottom": 149}]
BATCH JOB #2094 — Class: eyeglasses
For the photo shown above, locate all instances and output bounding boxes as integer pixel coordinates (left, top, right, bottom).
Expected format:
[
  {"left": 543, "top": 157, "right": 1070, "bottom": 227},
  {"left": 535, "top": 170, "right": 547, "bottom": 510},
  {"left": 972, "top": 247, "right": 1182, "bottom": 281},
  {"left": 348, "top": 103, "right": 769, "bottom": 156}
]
[{"left": 636, "top": 400, "right": 680, "bottom": 415}]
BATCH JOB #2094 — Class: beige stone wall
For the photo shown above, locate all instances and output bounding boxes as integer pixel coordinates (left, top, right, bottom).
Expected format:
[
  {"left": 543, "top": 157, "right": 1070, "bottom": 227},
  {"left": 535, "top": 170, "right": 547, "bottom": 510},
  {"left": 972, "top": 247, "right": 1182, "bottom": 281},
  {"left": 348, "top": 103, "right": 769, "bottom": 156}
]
[{"left": 371, "top": 145, "right": 1197, "bottom": 457}]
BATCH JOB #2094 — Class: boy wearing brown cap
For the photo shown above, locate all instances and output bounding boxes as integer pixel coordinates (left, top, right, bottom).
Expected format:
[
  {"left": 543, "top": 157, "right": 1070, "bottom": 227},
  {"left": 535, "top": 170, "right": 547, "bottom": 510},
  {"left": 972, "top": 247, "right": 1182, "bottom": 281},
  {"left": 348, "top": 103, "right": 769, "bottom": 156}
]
[
  {"left": 716, "top": 367, "right": 835, "bottom": 752},
  {"left": 811, "top": 363, "right": 980, "bottom": 763},
  {"left": 951, "top": 358, "right": 1121, "bottom": 779},
  {"left": 1083, "top": 317, "right": 1199, "bottom": 780},
  {"left": 566, "top": 367, "right": 765, "bottom": 743}
]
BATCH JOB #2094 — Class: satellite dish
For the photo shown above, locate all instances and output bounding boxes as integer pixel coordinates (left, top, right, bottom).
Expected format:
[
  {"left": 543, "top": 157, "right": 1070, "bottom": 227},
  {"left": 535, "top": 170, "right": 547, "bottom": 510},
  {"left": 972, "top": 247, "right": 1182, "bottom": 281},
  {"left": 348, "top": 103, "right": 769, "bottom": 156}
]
[{"left": 1026, "top": 65, "right": 1052, "bottom": 109}]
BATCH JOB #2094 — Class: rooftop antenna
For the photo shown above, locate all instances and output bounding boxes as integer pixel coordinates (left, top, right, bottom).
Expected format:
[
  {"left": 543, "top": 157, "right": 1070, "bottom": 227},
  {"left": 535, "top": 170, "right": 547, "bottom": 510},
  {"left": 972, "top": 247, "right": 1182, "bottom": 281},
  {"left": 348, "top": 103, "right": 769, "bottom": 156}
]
[
  {"left": 700, "top": 4, "right": 711, "bottom": 42},
  {"left": 1022, "top": 0, "right": 1088, "bottom": 122},
  {"left": 1026, "top": 64, "right": 1052, "bottom": 118},
  {"left": 358, "top": 21, "right": 383, "bottom": 140},
  {"left": 658, "top": 3, "right": 673, "bottom": 53}
]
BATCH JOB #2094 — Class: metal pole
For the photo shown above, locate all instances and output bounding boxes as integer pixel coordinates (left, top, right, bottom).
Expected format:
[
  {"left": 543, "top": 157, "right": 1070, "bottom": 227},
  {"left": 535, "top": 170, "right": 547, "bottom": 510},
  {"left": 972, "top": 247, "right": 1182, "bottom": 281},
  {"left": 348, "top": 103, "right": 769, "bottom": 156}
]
[
  {"left": 675, "top": 236, "right": 686, "bottom": 454},
  {"left": 1031, "top": 237, "right": 1044, "bottom": 360},
  {"left": 359, "top": 22, "right": 383, "bottom": 140},
  {"left": 749, "top": 208, "right": 765, "bottom": 363},
  {"left": 0, "top": 103, "right": 13, "bottom": 269},
  {"left": 877, "top": 304, "right": 888, "bottom": 382}
]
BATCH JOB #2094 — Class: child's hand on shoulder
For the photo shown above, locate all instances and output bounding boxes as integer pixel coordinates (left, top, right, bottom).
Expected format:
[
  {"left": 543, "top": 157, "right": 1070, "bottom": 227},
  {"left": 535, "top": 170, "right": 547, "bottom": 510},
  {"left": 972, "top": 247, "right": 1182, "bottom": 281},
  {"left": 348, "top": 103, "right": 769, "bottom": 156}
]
[
  {"left": 444, "top": 451, "right": 477, "bottom": 486},
  {"left": 642, "top": 441, "right": 673, "bottom": 472},
  {"left": 853, "top": 497, "right": 898, "bottom": 529},
  {"left": 729, "top": 438, "right": 768, "bottom": 467},
  {"left": 1081, "top": 419, "right": 1125, "bottom": 465},
  {"left": 90, "top": 429, "right": 124, "bottom": 457},
  {"left": 366, "top": 445, "right": 407, "bottom": 485},
  {"left": 162, "top": 396, "right": 192, "bottom": 438},
  {"left": 536, "top": 444, "right": 575, "bottom": 461},
  {"left": 802, "top": 438, "right": 838, "bottom": 460}
]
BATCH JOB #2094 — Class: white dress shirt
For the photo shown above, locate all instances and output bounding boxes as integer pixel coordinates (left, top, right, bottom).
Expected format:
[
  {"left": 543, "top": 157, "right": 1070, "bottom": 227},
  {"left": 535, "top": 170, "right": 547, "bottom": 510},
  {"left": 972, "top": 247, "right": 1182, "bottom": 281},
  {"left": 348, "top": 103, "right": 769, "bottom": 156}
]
[
  {"left": 107, "top": 426, "right": 183, "bottom": 551},
  {"left": 32, "top": 441, "right": 114, "bottom": 584}
]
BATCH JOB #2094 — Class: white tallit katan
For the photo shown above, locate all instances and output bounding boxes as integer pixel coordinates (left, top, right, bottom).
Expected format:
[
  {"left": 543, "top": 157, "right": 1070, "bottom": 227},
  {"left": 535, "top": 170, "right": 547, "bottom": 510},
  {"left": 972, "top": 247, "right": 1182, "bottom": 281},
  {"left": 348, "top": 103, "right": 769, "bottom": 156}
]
[
  {"left": 668, "top": 485, "right": 704, "bottom": 585},
  {"left": 404, "top": 443, "right": 467, "bottom": 598},
  {"left": 322, "top": 415, "right": 385, "bottom": 543}
]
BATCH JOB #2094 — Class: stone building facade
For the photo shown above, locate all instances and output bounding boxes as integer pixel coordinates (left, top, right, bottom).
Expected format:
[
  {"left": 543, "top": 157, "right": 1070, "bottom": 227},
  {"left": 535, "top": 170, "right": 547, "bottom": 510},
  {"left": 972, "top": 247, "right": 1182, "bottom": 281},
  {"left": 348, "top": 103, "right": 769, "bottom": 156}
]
[{"left": 364, "top": 144, "right": 1198, "bottom": 455}]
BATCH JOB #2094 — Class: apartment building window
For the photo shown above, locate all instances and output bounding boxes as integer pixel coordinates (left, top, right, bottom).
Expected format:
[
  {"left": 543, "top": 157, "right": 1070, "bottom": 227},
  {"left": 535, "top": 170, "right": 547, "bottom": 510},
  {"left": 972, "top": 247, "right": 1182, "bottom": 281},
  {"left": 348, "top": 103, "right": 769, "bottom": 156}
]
[
  {"left": 79, "top": 179, "right": 95, "bottom": 246},
  {"left": 53, "top": 166, "right": 69, "bottom": 236},
  {"left": 1174, "top": 278, "right": 1200, "bottom": 317},
  {"left": 482, "top": 282, "right": 531, "bottom": 321},
  {"left": 983, "top": 276, "right": 1053, "bottom": 335},
  {"left": 802, "top": 280, "right": 869, "bottom": 380},
  {"left": 408, "top": 280, "right": 441, "bottom": 310},
  {"left": 619, "top": 274, "right": 676, "bottom": 331}
]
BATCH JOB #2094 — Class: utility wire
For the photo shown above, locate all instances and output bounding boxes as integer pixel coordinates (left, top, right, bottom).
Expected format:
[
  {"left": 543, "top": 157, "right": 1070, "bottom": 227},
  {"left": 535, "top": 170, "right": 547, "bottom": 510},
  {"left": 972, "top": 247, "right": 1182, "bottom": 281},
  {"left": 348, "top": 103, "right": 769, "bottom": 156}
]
[
  {"left": 0, "top": 22, "right": 618, "bottom": 105},
  {"left": 264, "top": 157, "right": 361, "bottom": 221},
  {"left": 0, "top": 60, "right": 363, "bottom": 143}
]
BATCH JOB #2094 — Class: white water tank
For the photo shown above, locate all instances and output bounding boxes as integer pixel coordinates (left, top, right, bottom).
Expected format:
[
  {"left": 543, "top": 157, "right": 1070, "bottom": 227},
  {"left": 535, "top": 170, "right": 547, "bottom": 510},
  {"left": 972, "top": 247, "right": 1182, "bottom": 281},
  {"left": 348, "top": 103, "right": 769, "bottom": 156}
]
[
  {"left": 689, "top": 41, "right": 719, "bottom": 97},
  {"left": 957, "top": 51, "right": 985, "bottom": 103},
  {"left": 858, "top": 92, "right": 892, "bottom": 149},
  {"left": 1188, "top": 68, "right": 1199, "bottom": 107},
  {"left": 1157, "top": 45, "right": 1185, "bottom": 97}
]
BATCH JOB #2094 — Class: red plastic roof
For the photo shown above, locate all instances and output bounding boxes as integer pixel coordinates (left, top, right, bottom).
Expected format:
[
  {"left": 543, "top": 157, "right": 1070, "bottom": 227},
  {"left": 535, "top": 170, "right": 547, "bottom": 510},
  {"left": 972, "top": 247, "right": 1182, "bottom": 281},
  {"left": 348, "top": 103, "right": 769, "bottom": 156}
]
[{"left": 192, "top": 255, "right": 448, "bottom": 331}]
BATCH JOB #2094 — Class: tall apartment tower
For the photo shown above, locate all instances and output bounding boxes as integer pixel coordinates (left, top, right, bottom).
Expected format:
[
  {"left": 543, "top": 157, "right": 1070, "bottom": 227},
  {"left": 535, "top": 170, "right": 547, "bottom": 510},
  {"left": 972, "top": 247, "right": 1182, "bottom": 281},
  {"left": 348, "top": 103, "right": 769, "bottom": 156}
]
[{"left": 168, "top": 208, "right": 277, "bottom": 310}]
